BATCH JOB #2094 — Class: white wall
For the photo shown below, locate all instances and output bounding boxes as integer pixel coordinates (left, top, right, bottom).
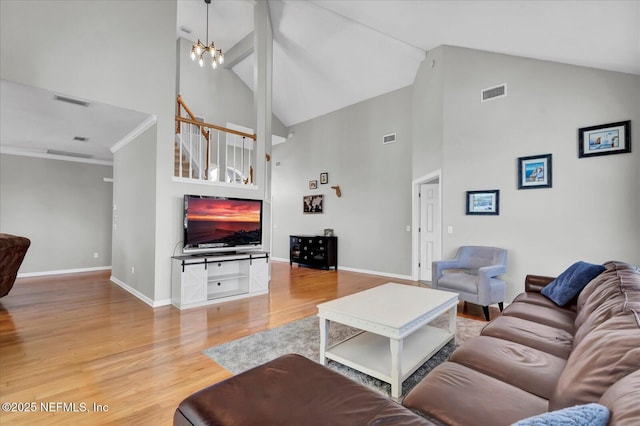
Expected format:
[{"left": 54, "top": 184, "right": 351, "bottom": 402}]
[
  {"left": 437, "top": 46, "right": 640, "bottom": 301},
  {"left": 272, "top": 86, "right": 414, "bottom": 276},
  {"left": 112, "top": 126, "right": 157, "bottom": 298},
  {"left": 0, "top": 154, "right": 112, "bottom": 274},
  {"left": 275, "top": 45, "right": 639, "bottom": 295},
  {"left": 412, "top": 46, "right": 445, "bottom": 179}
]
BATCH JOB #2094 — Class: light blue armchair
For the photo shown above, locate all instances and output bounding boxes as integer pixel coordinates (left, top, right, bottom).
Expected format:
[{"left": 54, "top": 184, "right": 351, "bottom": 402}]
[{"left": 432, "top": 246, "right": 508, "bottom": 321}]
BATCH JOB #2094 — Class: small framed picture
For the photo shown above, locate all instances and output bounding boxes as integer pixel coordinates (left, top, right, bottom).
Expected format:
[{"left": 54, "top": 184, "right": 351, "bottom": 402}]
[
  {"left": 309, "top": 180, "right": 318, "bottom": 189},
  {"left": 518, "top": 154, "right": 552, "bottom": 190},
  {"left": 578, "top": 120, "right": 630, "bottom": 158},
  {"left": 320, "top": 172, "right": 328, "bottom": 184},
  {"left": 303, "top": 195, "right": 323, "bottom": 214},
  {"left": 466, "top": 190, "right": 500, "bottom": 215}
]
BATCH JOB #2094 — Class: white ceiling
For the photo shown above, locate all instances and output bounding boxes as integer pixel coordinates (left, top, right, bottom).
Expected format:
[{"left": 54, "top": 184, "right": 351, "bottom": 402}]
[
  {"left": 0, "top": 80, "right": 151, "bottom": 163},
  {"left": 1, "top": 1, "right": 638, "bottom": 162}
]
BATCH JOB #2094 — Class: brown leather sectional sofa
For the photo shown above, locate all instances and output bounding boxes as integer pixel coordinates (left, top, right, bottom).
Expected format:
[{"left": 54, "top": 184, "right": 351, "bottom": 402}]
[
  {"left": 403, "top": 260, "right": 640, "bottom": 424},
  {"left": 175, "top": 261, "right": 639, "bottom": 425}
]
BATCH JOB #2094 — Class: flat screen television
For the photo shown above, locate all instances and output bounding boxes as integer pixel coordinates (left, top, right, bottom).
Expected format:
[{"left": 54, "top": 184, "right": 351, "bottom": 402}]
[{"left": 183, "top": 195, "right": 263, "bottom": 254}]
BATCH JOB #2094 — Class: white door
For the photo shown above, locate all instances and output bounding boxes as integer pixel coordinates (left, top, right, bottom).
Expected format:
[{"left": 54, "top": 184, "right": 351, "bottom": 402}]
[{"left": 419, "top": 183, "right": 440, "bottom": 282}]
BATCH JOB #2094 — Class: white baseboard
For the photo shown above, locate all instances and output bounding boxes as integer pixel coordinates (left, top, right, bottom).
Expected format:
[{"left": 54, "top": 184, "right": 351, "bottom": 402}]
[
  {"left": 18, "top": 266, "right": 111, "bottom": 278},
  {"left": 109, "top": 276, "right": 171, "bottom": 308},
  {"left": 271, "top": 258, "right": 412, "bottom": 281},
  {"left": 337, "top": 265, "right": 412, "bottom": 281}
]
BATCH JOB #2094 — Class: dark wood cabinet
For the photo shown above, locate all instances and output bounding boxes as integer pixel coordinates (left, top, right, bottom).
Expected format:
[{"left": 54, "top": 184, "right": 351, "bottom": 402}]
[{"left": 289, "top": 235, "right": 337, "bottom": 270}]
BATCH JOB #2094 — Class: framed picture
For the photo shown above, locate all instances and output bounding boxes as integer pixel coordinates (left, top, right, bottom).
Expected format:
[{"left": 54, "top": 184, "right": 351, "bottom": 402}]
[
  {"left": 303, "top": 195, "right": 323, "bottom": 214},
  {"left": 309, "top": 180, "right": 318, "bottom": 189},
  {"left": 578, "top": 120, "right": 630, "bottom": 158},
  {"left": 320, "top": 172, "right": 328, "bottom": 184},
  {"left": 466, "top": 190, "right": 500, "bottom": 215},
  {"left": 518, "top": 154, "right": 552, "bottom": 190}
]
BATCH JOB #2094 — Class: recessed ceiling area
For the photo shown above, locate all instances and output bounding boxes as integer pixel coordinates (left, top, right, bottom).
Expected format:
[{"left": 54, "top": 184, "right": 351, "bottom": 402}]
[{"left": 0, "top": 79, "right": 152, "bottom": 163}]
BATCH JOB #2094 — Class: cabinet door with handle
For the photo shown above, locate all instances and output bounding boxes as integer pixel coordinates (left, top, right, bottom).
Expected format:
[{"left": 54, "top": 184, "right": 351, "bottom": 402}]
[
  {"left": 250, "top": 257, "right": 269, "bottom": 292},
  {"left": 182, "top": 263, "right": 207, "bottom": 304}
]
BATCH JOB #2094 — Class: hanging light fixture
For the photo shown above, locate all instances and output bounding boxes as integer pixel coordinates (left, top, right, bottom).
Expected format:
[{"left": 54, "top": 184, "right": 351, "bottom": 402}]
[{"left": 190, "top": 0, "right": 224, "bottom": 69}]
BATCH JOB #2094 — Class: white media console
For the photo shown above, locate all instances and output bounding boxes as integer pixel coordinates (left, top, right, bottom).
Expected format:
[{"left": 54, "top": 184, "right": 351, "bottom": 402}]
[{"left": 171, "top": 251, "right": 269, "bottom": 310}]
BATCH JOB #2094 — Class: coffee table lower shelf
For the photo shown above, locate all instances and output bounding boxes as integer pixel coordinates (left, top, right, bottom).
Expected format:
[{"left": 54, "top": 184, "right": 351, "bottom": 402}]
[{"left": 325, "top": 325, "right": 453, "bottom": 391}]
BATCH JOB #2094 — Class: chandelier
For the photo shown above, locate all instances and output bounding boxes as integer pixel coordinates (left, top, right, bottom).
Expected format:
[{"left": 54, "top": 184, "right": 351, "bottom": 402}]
[{"left": 190, "top": 0, "right": 224, "bottom": 69}]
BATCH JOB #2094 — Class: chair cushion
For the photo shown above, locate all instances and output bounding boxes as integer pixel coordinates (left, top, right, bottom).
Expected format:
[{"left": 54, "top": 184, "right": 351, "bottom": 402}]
[
  {"left": 403, "top": 362, "right": 548, "bottom": 426},
  {"left": 437, "top": 273, "right": 478, "bottom": 294},
  {"left": 513, "top": 292, "right": 577, "bottom": 312},
  {"left": 541, "top": 261, "right": 605, "bottom": 306},
  {"left": 502, "top": 302, "right": 577, "bottom": 333},
  {"left": 449, "top": 336, "right": 566, "bottom": 399},
  {"left": 549, "top": 310, "right": 640, "bottom": 411},
  {"left": 481, "top": 315, "right": 574, "bottom": 359}
]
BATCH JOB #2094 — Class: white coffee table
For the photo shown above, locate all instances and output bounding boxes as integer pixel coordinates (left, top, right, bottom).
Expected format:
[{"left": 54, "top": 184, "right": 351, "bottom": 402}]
[{"left": 317, "top": 283, "right": 458, "bottom": 398}]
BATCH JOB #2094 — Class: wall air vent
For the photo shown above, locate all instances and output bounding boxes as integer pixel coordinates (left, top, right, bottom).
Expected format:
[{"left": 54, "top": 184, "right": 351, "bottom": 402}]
[
  {"left": 73, "top": 136, "right": 89, "bottom": 142},
  {"left": 481, "top": 84, "right": 507, "bottom": 102},
  {"left": 53, "top": 95, "right": 90, "bottom": 107},
  {"left": 46, "top": 149, "right": 93, "bottom": 159},
  {"left": 383, "top": 133, "right": 397, "bottom": 145}
]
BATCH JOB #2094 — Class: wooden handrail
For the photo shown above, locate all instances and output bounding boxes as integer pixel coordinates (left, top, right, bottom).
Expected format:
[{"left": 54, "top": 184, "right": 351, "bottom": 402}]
[
  {"left": 175, "top": 94, "right": 259, "bottom": 183},
  {"left": 177, "top": 95, "right": 210, "bottom": 141},
  {"left": 176, "top": 102, "right": 182, "bottom": 134},
  {"left": 175, "top": 116, "right": 257, "bottom": 140}
]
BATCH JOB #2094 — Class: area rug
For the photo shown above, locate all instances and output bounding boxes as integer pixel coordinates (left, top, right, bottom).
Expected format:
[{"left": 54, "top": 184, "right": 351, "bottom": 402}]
[{"left": 203, "top": 314, "right": 485, "bottom": 399}]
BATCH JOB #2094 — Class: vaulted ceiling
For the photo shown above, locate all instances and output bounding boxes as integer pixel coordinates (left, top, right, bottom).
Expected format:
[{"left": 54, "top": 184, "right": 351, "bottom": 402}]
[
  {"left": 1, "top": 1, "right": 638, "bottom": 162},
  {"left": 178, "top": 0, "right": 640, "bottom": 127}
]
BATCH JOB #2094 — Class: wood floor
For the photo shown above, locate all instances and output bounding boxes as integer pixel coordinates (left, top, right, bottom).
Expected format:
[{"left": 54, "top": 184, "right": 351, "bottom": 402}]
[{"left": 0, "top": 262, "right": 494, "bottom": 425}]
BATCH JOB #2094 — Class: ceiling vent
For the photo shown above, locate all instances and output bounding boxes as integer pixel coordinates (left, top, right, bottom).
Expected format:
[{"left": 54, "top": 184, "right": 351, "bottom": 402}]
[
  {"left": 46, "top": 149, "right": 92, "bottom": 159},
  {"left": 383, "top": 133, "right": 397, "bottom": 145},
  {"left": 53, "top": 95, "right": 90, "bottom": 107},
  {"left": 73, "top": 136, "right": 89, "bottom": 142},
  {"left": 481, "top": 84, "right": 507, "bottom": 102}
]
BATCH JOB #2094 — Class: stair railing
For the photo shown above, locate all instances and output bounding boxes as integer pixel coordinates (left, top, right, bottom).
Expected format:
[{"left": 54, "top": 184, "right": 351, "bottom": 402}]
[{"left": 175, "top": 95, "right": 257, "bottom": 184}]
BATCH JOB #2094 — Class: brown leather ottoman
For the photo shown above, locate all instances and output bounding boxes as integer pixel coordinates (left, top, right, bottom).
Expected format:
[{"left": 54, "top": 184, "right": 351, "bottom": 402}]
[{"left": 174, "top": 354, "right": 435, "bottom": 426}]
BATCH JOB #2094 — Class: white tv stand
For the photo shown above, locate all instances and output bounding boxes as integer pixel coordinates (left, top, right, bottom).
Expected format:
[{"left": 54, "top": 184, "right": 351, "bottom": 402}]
[{"left": 171, "top": 251, "right": 269, "bottom": 310}]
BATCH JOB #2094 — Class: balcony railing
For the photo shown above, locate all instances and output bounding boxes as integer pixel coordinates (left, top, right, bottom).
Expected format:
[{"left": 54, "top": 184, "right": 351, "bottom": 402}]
[{"left": 175, "top": 95, "right": 257, "bottom": 185}]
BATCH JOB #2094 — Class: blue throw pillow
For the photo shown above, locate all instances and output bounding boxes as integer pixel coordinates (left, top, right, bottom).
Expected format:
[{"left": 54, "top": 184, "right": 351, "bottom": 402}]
[
  {"left": 512, "top": 403, "right": 609, "bottom": 426},
  {"left": 541, "top": 261, "right": 605, "bottom": 306}
]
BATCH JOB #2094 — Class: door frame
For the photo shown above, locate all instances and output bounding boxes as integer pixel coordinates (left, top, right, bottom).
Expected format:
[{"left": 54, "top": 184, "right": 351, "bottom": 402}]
[{"left": 411, "top": 169, "right": 442, "bottom": 282}]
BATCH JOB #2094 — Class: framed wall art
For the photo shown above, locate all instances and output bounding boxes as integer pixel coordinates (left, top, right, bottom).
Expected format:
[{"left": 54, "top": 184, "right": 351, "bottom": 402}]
[
  {"left": 466, "top": 190, "right": 500, "bottom": 215},
  {"left": 578, "top": 120, "right": 630, "bottom": 158},
  {"left": 303, "top": 194, "right": 324, "bottom": 214},
  {"left": 320, "top": 172, "right": 329, "bottom": 184},
  {"left": 309, "top": 180, "right": 318, "bottom": 189},
  {"left": 518, "top": 154, "right": 552, "bottom": 189}
]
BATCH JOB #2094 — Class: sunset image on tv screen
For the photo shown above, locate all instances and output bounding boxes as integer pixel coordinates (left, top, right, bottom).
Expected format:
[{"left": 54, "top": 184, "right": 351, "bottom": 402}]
[{"left": 185, "top": 198, "right": 261, "bottom": 247}]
